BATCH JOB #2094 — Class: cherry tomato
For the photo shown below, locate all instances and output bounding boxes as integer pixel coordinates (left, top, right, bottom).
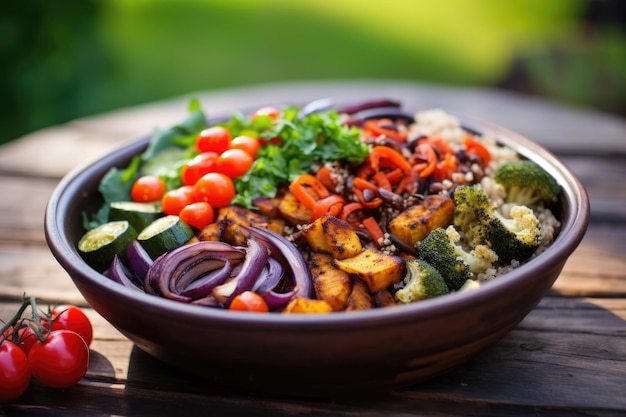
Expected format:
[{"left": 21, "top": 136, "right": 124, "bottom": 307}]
[
  {"left": 229, "top": 291, "right": 269, "bottom": 313},
  {"left": 28, "top": 330, "right": 89, "bottom": 389},
  {"left": 216, "top": 149, "right": 254, "bottom": 179},
  {"left": 179, "top": 202, "right": 214, "bottom": 229},
  {"left": 1, "top": 325, "right": 13, "bottom": 340},
  {"left": 195, "top": 126, "right": 231, "bottom": 154},
  {"left": 181, "top": 152, "right": 218, "bottom": 186},
  {"left": 15, "top": 324, "right": 38, "bottom": 355},
  {"left": 131, "top": 175, "right": 166, "bottom": 203},
  {"left": 0, "top": 341, "right": 31, "bottom": 402},
  {"left": 161, "top": 185, "right": 195, "bottom": 215},
  {"left": 193, "top": 172, "right": 235, "bottom": 208},
  {"left": 230, "top": 135, "right": 260, "bottom": 158},
  {"left": 252, "top": 106, "right": 281, "bottom": 121},
  {"left": 44, "top": 305, "right": 93, "bottom": 347}
]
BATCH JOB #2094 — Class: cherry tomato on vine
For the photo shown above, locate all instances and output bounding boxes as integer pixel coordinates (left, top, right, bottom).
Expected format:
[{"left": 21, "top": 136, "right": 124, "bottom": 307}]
[
  {"left": 195, "top": 126, "right": 231, "bottom": 154},
  {"left": 216, "top": 149, "right": 254, "bottom": 179},
  {"left": 28, "top": 330, "right": 89, "bottom": 389},
  {"left": 1, "top": 325, "right": 13, "bottom": 340},
  {"left": 15, "top": 324, "right": 38, "bottom": 355},
  {"left": 161, "top": 185, "right": 195, "bottom": 216},
  {"left": 44, "top": 305, "right": 93, "bottom": 347},
  {"left": 179, "top": 202, "right": 214, "bottom": 229},
  {"left": 192, "top": 172, "right": 235, "bottom": 208},
  {"left": 181, "top": 152, "right": 218, "bottom": 186},
  {"left": 230, "top": 135, "right": 260, "bottom": 158},
  {"left": 0, "top": 341, "right": 31, "bottom": 402},
  {"left": 252, "top": 106, "right": 281, "bottom": 121},
  {"left": 229, "top": 291, "right": 269, "bottom": 313},
  {"left": 131, "top": 175, "right": 166, "bottom": 203}
]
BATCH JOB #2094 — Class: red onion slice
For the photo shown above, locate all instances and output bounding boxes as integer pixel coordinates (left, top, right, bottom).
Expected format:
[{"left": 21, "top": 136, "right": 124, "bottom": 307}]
[
  {"left": 126, "top": 240, "right": 153, "bottom": 282},
  {"left": 146, "top": 241, "right": 246, "bottom": 303},
  {"left": 105, "top": 254, "right": 143, "bottom": 291},
  {"left": 241, "top": 226, "right": 313, "bottom": 299},
  {"left": 179, "top": 260, "right": 233, "bottom": 299},
  {"left": 212, "top": 239, "right": 268, "bottom": 305}
]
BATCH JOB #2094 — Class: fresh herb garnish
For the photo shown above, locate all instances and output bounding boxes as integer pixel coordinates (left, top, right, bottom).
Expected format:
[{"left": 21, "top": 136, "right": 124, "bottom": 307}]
[
  {"left": 84, "top": 101, "right": 370, "bottom": 229},
  {"left": 230, "top": 106, "right": 369, "bottom": 207}
]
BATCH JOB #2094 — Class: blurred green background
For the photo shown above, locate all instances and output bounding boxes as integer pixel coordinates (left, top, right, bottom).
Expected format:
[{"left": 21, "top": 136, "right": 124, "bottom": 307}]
[{"left": 1, "top": 0, "right": 624, "bottom": 145}]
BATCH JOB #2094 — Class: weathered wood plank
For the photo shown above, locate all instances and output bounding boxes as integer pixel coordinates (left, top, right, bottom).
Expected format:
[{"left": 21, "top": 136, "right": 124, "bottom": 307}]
[
  {"left": 2, "top": 296, "right": 624, "bottom": 416},
  {"left": 0, "top": 176, "right": 57, "bottom": 243},
  {"left": 1, "top": 81, "right": 625, "bottom": 181}
]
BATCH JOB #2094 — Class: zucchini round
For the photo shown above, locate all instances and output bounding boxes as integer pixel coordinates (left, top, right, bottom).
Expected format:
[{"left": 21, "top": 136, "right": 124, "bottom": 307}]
[
  {"left": 137, "top": 215, "right": 194, "bottom": 259},
  {"left": 78, "top": 220, "right": 137, "bottom": 271},
  {"left": 109, "top": 201, "right": 163, "bottom": 232}
]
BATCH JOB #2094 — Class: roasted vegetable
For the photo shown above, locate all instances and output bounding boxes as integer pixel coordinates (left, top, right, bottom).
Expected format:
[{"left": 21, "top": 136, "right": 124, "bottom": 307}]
[
  {"left": 345, "top": 279, "right": 374, "bottom": 311},
  {"left": 214, "top": 206, "right": 268, "bottom": 246},
  {"left": 278, "top": 191, "right": 313, "bottom": 225},
  {"left": 394, "top": 259, "right": 449, "bottom": 304},
  {"left": 387, "top": 194, "right": 454, "bottom": 247},
  {"left": 301, "top": 214, "right": 363, "bottom": 260},
  {"left": 494, "top": 160, "right": 560, "bottom": 207},
  {"left": 332, "top": 249, "right": 405, "bottom": 293},
  {"left": 453, "top": 184, "right": 542, "bottom": 263},
  {"left": 282, "top": 296, "right": 333, "bottom": 314},
  {"left": 308, "top": 253, "right": 352, "bottom": 312},
  {"left": 418, "top": 226, "right": 497, "bottom": 291}
]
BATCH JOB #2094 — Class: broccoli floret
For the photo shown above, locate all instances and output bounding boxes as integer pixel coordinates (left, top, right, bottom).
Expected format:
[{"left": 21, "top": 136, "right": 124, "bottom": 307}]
[
  {"left": 418, "top": 226, "right": 497, "bottom": 291},
  {"left": 394, "top": 259, "right": 449, "bottom": 304},
  {"left": 494, "top": 160, "right": 560, "bottom": 207},
  {"left": 478, "top": 205, "right": 542, "bottom": 263},
  {"left": 453, "top": 184, "right": 543, "bottom": 264},
  {"left": 452, "top": 183, "right": 493, "bottom": 246}
]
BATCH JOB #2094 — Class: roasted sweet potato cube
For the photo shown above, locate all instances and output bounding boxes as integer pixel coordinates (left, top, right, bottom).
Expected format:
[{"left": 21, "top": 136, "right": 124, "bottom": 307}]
[
  {"left": 333, "top": 249, "right": 405, "bottom": 293},
  {"left": 197, "top": 222, "right": 225, "bottom": 242},
  {"left": 302, "top": 214, "right": 363, "bottom": 260},
  {"left": 282, "top": 296, "right": 333, "bottom": 314},
  {"left": 252, "top": 196, "right": 282, "bottom": 218},
  {"left": 374, "top": 289, "right": 397, "bottom": 308},
  {"left": 278, "top": 191, "right": 312, "bottom": 225},
  {"left": 300, "top": 216, "right": 331, "bottom": 253},
  {"left": 309, "top": 253, "right": 352, "bottom": 311},
  {"left": 267, "top": 218, "right": 286, "bottom": 235},
  {"left": 216, "top": 206, "right": 268, "bottom": 245},
  {"left": 387, "top": 194, "right": 454, "bottom": 247},
  {"left": 345, "top": 279, "right": 374, "bottom": 311}
]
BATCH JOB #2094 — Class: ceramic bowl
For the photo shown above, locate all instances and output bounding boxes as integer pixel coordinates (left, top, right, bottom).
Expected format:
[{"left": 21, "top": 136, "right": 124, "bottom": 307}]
[{"left": 45, "top": 102, "right": 589, "bottom": 397}]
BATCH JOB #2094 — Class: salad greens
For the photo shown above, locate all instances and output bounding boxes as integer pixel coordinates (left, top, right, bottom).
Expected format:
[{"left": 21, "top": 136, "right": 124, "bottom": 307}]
[
  {"left": 83, "top": 100, "right": 370, "bottom": 229},
  {"left": 224, "top": 106, "right": 369, "bottom": 207}
]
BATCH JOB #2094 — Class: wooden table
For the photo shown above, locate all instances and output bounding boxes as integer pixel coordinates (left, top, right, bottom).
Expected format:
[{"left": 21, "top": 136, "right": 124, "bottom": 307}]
[{"left": 1, "top": 80, "right": 625, "bottom": 416}]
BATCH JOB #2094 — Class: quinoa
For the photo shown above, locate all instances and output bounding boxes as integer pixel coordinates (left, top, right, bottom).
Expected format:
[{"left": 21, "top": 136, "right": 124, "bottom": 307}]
[{"left": 411, "top": 109, "right": 561, "bottom": 283}]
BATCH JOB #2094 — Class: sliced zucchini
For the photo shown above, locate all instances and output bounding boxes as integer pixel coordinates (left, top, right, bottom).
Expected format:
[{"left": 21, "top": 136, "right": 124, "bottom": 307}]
[
  {"left": 78, "top": 220, "right": 137, "bottom": 271},
  {"left": 109, "top": 201, "right": 163, "bottom": 232},
  {"left": 137, "top": 215, "right": 194, "bottom": 259}
]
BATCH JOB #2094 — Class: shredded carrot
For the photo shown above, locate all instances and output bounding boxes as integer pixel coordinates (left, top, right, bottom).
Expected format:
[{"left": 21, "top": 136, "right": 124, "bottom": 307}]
[
  {"left": 414, "top": 143, "right": 437, "bottom": 178},
  {"left": 368, "top": 146, "right": 411, "bottom": 173},
  {"left": 340, "top": 202, "right": 365, "bottom": 222},
  {"left": 385, "top": 168, "right": 404, "bottom": 184},
  {"left": 434, "top": 153, "right": 458, "bottom": 182},
  {"left": 394, "top": 170, "right": 418, "bottom": 195},
  {"left": 464, "top": 134, "right": 491, "bottom": 165},
  {"left": 289, "top": 174, "right": 330, "bottom": 210},
  {"left": 362, "top": 216, "right": 385, "bottom": 247},
  {"left": 353, "top": 177, "right": 379, "bottom": 192},
  {"left": 364, "top": 119, "right": 408, "bottom": 142},
  {"left": 311, "top": 194, "right": 345, "bottom": 220},
  {"left": 315, "top": 166, "right": 336, "bottom": 192},
  {"left": 372, "top": 171, "right": 392, "bottom": 191}
]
